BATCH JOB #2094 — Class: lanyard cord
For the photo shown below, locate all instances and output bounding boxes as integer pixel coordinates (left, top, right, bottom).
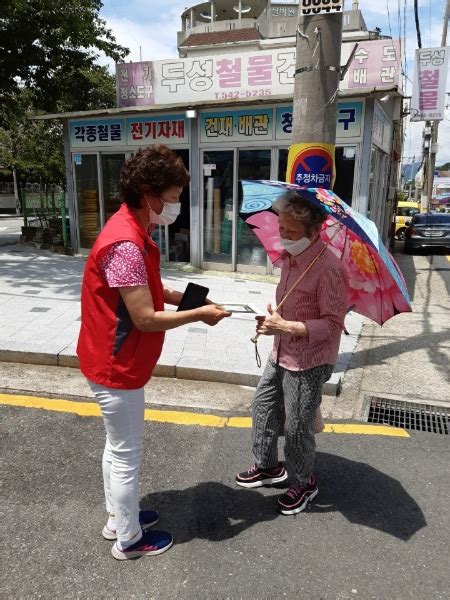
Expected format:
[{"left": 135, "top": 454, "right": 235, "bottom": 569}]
[{"left": 252, "top": 224, "right": 343, "bottom": 366}]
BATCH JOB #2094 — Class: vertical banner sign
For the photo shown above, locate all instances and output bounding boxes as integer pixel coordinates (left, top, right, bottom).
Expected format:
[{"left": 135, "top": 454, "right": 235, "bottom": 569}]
[
  {"left": 410, "top": 47, "right": 449, "bottom": 122},
  {"left": 116, "top": 62, "right": 155, "bottom": 107},
  {"left": 300, "top": 0, "right": 343, "bottom": 15},
  {"left": 287, "top": 144, "right": 335, "bottom": 188}
]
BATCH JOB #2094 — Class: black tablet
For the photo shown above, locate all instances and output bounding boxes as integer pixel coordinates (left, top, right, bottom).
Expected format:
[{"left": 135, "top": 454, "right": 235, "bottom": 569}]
[{"left": 176, "top": 283, "right": 210, "bottom": 311}]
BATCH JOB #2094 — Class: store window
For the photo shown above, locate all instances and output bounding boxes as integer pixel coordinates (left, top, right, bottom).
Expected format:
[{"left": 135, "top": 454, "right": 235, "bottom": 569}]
[
  {"left": 367, "top": 146, "right": 389, "bottom": 230},
  {"left": 167, "top": 150, "right": 190, "bottom": 262},
  {"left": 334, "top": 146, "right": 356, "bottom": 206},
  {"left": 237, "top": 149, "right": 271, "bottom": 269},
  {"left": 202, "top": 150, "right": 234, "bottom": 266},
  {"left": 74, "top": 155, "right": 100, "bottom": 249},
  {"left": 101, "top": 154, "right": 125, "bottom": 222},
  {"left": 278, "top": 148, "right": 288, "bottom": 181}
]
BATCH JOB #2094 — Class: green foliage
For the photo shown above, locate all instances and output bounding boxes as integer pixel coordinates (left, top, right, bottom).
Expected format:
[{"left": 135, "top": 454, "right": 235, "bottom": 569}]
[
  {"left": 396, "top": 191, "right": 409, "bottom": 202},
  {"left": 0, "top": 89, "right": 66, "bottom": 185},
  {"left": 0, "top": 0, "right": 128, "bottom": 114},
  {"left": 437, "top": 162, "right": 450, "bottom": 173},
  {"left": 0, "top": 1, "right": 129, "bottom": 186}
]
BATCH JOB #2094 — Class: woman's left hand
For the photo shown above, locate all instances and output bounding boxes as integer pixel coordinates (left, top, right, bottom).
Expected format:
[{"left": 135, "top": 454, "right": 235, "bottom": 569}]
[{"left": 256, "top": 304, "right": 289, "bottom": 336}]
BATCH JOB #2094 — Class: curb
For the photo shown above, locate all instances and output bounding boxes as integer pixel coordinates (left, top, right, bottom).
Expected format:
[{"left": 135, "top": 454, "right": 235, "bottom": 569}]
[{"left": 0, "top": 348, "right": 343, "bottom": 395}]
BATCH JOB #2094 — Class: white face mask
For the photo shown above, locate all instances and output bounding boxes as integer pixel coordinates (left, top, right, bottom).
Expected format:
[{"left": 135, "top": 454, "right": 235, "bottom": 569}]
[
  {"left": 280, "top": 237, "right": 311, "bottom": 256},
  {"left": 148, "top": 199, "right": 181, "bottom": 226}
]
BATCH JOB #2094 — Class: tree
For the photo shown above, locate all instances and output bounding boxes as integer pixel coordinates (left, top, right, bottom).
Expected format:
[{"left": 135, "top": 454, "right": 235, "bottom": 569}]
[
  {"left": 0, "top": 1, "right": 129, "bottom": 194},
  {"left": 0, "top": 0, "right": 128, "bottom": 116}
]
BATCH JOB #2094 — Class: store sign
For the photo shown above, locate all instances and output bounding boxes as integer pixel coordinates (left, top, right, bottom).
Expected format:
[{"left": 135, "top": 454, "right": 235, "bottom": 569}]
[
  {"left": 300, "top": 0, "right": 343, "bottom": 15},
  {"left": 271, "top": 5, "right": 297, "bottom": 17},
  {"left": 116, "top": 62, "right": 155, "bottom": 107},
  {"left": 126, "top": 115, "right": 188, "bottom": 145},
  {"left": 200, "top": 109, "right": 272, "bottom": 143},
  {"left": 342, "top": 39, "right": 402, "bottom": 90},
  {"left": 275, "top": 101, "right": 363, "bottom": 141},
  {"left": 69, "top": 115, "right": 188, "bottom": 148},
  {"left": 410, "top": 46, "right": 449, "bottom": 121},
  {"left": 69, "top": 119, "right": 126, "bottom": 148},
  {"left": 115, "top": 41, "right": 400, "bottom": 108},
  {"left": 372, "top": 104, "right": 393, "bottom": 154}
]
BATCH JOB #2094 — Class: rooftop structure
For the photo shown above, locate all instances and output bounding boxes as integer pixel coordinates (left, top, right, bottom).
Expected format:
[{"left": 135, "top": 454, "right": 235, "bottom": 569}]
[{"left": 178, "top": 0, "right": 374, "bottom": 56}]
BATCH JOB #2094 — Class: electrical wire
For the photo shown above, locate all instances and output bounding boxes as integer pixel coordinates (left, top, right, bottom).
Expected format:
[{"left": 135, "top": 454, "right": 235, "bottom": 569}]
[
  {"left": 386, "top": 0, "right": 394, "bottom": 39},
  {"left": 413, "top": 0, "right": 422, "bottom": 48}
]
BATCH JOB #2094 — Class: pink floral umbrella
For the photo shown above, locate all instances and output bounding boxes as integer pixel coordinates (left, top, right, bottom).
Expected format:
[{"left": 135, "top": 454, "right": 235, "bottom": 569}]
[{"left": 241, "top": 181, "right": 412, "bottom": 325}]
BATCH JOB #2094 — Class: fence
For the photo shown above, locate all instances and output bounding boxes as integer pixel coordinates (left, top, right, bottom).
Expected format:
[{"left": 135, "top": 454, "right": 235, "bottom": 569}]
[{"left": 20, "top": 188, "right": 69, "bottom": 249}]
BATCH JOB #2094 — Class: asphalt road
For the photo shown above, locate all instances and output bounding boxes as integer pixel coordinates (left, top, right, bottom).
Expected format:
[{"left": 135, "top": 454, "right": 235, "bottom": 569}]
[{"left": 1, "top": 397, "right": 449, "bottom": 599}]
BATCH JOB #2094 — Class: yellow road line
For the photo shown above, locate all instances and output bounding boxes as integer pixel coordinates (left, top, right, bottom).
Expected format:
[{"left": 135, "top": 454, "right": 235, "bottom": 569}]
[
  {"left": 324, "top": 423, "right": 409, "bottom": 437},
  {"left": 0, "top": 393, "right": 409, "bottom": 437}
]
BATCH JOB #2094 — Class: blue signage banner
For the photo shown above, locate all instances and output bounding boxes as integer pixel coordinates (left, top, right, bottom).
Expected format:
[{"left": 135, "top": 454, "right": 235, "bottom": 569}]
[
  {"left": 275, "top": 101, "right": 364, "bottom": 141},
  {"left": 200, "top": 108, "right": 273, "bottom": 143}
]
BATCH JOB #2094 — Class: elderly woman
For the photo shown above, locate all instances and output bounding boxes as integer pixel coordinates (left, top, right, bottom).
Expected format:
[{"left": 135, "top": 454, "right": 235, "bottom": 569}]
[
  {"left": 236, "top": 191, "right": 348, "bottom": 515},
  {"left": 77, "top": 145, "right": 230, "bottom": 560}
]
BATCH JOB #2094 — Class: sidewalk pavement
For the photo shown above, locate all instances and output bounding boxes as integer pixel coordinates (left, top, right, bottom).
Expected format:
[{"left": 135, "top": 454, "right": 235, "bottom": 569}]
[
  {"left": 339, "top": 245, "right": 450, "bottom": 414},
  {"left": 0, "top": 243, "right": 363, "bottom": 395}
]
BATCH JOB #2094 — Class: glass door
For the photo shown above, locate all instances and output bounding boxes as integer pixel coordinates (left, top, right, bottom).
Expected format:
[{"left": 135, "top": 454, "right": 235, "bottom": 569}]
[
  {"left": 334, "top": 146, "right": 356, "bottom": 206},
  {"left": 202, "top": 150, "right": 235, "bottom": 269},
  {"left": 236, "top": 149, "right": 271, "bottom": 271},
  {"left": 101, "top": 154, "right": 126, "bottom": 223},
  {"left": 74, "top": 154, "right": 100, "bottom": 249}
]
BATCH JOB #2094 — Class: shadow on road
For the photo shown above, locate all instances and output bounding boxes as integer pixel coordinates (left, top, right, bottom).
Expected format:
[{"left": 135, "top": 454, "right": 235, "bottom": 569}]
[
  {"left": 141, "top": 452, "right": 426, "bottom": 544},
  {"left": 311, "top": 452, "right": 427, "bottom": 541}
]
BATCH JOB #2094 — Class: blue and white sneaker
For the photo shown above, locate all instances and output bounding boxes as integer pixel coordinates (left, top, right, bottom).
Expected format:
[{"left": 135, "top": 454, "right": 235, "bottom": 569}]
[
  {"left": 111, "top": 529, "right": 173, "bottom": 560},
  {"left": 102, "top": 510, "right": 159, "bottom": 540}
]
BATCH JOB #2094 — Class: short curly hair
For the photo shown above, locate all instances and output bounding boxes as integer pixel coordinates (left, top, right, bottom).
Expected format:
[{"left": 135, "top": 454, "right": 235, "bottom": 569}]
[
  {"left": 272, "top": 191, "right": 327, "bottom": 232},
  {"left": 119, "top": 145, "right": 190, "bottom": 208}
]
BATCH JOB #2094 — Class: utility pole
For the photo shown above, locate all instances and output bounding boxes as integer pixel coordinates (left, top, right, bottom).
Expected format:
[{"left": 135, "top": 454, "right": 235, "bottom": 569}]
[
  {"left": 424, "top": 0, "right": 449, "bottom": 212},
  {"left": 286, "top": 2, "right": 343, "bottom": 189},
  {"left": 413, "top": 0, "right": 430, "bottom": 211}
]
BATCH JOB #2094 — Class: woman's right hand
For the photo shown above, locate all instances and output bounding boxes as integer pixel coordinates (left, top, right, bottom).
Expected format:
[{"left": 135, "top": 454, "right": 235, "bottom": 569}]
[{"left": 197, "top": 304, "right": 231, "bottom": 326}]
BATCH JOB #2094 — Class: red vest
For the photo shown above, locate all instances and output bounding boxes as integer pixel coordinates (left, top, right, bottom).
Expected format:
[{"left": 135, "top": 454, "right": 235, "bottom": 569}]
[{"left": 77, "top": 203, "right": 165, "bottom": 389}]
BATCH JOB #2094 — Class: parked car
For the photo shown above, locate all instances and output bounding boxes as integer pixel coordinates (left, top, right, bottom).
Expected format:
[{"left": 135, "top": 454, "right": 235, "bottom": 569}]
[
  {"left": 395, "top": 201, "right": 420, "bottom": 240},
  {"left": 404, "top": 213, "right": 450, "bottom": 253}
]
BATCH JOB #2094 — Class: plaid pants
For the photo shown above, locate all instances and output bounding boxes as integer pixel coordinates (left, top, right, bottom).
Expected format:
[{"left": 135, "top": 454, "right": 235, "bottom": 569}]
[{"left": 252, "top": 357, "right": 334, "bottom": 486}]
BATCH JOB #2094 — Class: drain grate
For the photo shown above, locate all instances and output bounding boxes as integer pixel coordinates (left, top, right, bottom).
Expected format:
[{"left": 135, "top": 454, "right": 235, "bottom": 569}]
[{"left": 362, "top": 396, "right": 449, "bottom": 435}]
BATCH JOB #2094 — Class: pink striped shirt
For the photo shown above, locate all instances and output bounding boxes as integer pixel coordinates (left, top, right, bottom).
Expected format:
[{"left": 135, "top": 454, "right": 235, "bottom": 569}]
[{"left": 272, "top": 237, "right": 348, "bottom": 371}]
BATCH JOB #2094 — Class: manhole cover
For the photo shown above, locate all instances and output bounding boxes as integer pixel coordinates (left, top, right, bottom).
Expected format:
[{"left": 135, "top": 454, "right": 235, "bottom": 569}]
[{"left": 361, "top": 396, "right": 449, "bottom": 435}]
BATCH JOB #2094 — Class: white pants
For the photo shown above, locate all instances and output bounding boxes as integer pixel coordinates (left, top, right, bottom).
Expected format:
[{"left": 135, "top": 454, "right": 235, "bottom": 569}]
[{"left": 89, "top": 382, "right": 145, "bottom": 545}]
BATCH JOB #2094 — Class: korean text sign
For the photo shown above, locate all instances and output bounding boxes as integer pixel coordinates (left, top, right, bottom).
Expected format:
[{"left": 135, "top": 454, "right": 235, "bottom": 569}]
[
  {"left": 115, "top": 43, "right": 402, "bottom": 107},
  {"left": 116, "top": 62, "right": 155, "bottom": 108},
  {"left": 275, "top": 101, "right": 363, "bottom": 140},
  {"left": 410, "top": 47, "right": 449, "bottom": 122},
  {"left": 342, "top": 39, "right": 402, "bottom": 90},
  {"left": 70, "top": 119, "right": 126, "bottom": 147},
  {"left": 200, "top": 109, "right": 272, "bottom": 143},
  {"left": 69, "top": 116, "right": 188, "bottom": 148}
]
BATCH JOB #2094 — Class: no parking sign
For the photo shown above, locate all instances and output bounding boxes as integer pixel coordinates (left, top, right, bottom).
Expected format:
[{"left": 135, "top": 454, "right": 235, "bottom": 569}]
[{"left": 286, "top": 143, "right": 335, "bottom": 188}]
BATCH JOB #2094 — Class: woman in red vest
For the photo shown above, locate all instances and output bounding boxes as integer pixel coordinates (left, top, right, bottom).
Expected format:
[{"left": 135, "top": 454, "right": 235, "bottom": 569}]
[{"left": 77, "top": 145, "right": 230, "bottom": 560}]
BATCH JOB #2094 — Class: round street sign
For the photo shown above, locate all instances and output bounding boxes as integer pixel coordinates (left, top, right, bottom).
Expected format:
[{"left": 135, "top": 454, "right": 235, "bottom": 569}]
[{"left": 287, "top": 144, "right": 335, "bottom": 189}]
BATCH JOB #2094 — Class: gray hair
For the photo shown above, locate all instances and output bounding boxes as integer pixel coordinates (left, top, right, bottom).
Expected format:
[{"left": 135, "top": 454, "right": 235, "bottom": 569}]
[{"left": 272, "top": 191, "right": 326, "bottom": 230}]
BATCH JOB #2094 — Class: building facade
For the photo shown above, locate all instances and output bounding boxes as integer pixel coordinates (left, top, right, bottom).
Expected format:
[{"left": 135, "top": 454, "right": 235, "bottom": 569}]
[{"left": 36, "top": 1, "right": 404, "bottom": 273}]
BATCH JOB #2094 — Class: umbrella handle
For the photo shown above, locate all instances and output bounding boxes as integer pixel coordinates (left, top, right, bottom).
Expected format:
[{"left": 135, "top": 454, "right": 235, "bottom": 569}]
[{"left": 251, "top": 333, "right": 260, "bottom": 344}]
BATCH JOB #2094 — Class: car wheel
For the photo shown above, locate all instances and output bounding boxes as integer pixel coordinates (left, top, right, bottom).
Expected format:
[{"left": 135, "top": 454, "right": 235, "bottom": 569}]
[{"left": 397, "top": 228, "right": 406, "bottom": 241}]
